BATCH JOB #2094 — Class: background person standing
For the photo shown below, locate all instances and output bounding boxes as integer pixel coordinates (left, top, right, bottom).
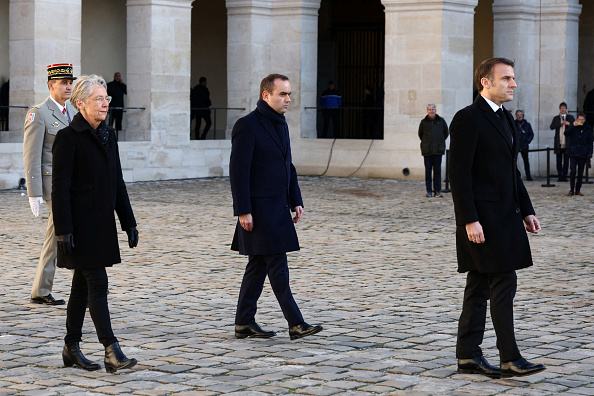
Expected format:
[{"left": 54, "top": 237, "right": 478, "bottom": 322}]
[
  {"left": 190, "top": 77, "right": 212, "bottom": 140},
  {"left": 514, "top": 110, "right": 534, "bottom": 181},
  {"left": 106, "top": 72, "right": 127, "bottom": 137},
  {"left": 550, "top": 102, "right": 574, "bottom": 181},
  {"left": 564, "top": 113, "right": 593, "bottom": 196},
  {"left": 23, "top": 63, "right": 78, "bottom": 306},
  {"left": 418, "top": 103, "right": 448, "bottom": 197}
]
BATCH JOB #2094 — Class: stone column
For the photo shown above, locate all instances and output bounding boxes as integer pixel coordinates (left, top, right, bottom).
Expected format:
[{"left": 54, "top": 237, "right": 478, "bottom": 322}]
[
  {"left": 226, "top": 0, "right": 273, "bottom": 138},
  {"left": 126, "top": 0, "right": 193, "bottom": 145},
  {"left": 7, "top": 0, "right": 81, "bottom": 142},
  {"left": 381, "top": 0, "right": 477, "bottom": 175},
  {"left": 270, "top": 1, "right": 321, "bottom": 139},
  {"left": 493, "top": 0, "right": 538, "bottom": 121},
  {"left": 537, "top": 0, "right": 582, "bottom": 115}
]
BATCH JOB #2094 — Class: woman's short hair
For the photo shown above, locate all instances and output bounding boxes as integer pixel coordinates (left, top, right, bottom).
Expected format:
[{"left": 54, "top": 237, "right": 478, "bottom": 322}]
[{"left": 70, "top": 74, "right": 107, "bottom": 109}]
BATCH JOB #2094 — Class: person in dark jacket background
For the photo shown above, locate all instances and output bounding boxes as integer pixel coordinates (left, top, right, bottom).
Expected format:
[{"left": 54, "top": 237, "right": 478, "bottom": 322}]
[
  {"left": 418, "top": 103, "right": 448, "bottom": 197},
  {"left": 550, "top": 102, "right": 574, "bottom": 181},
  {"left": 564, "top": 113, "right": 593, "bottom": 196},
  {"left": 190, "top": 76, "right": 212, "bottom": 140},
  {"left": 52, "top": 74, "right": 138, "bottom": 373},
  {"left": 229, "top": 73, "right": 322, "bottom": 341},
  {"left": 514, "top": 110, "right": 534, "bottom": 181},
  {"left": 106, "top": 72, "right": 126, "bottom": 136}
]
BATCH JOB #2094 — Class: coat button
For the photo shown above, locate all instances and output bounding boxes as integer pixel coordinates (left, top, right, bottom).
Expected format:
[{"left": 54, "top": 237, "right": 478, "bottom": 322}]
[{"left": 515, "top": 208, "right": 520, "bottom": 214}]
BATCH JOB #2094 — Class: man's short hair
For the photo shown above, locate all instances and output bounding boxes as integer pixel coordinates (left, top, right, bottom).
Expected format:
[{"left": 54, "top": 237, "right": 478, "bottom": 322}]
[
  {"left": 474, "top": 57, "right": 515, "bottom": 92},
  {"left": 516, "top": 109, "right": 524, "bottom": 116},
  {"left": 199, "top": 76, "right": 207, "bottom": 84},
  {"left": 427, "top": 103, "right": 436, "bottom": 109},
  {"left": 559, "top": 102, "right": 568, "bottom": 108},
  {"left": 260, "top": 73, "right": 289, "bottom": 99},
  {"left": 577, "top": 112, "right": 586, "bottom": 119}
]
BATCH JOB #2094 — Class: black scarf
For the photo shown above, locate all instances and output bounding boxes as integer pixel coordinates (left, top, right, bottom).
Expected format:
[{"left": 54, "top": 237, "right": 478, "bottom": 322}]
[{"left": 257, "top": 99, "right": 288, "bottom": 152}]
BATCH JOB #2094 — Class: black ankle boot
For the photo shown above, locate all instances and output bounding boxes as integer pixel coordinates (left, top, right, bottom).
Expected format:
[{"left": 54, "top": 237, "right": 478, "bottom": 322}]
[
  {"left": 104, "top": 342, "right": 137, "bottom": 373},
  {"left": 62, "top": 343, "right": 101, "bottom": 371}
]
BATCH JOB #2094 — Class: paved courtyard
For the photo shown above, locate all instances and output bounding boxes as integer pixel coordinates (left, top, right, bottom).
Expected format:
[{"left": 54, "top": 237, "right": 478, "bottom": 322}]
[{"left": 0, "top": 176, "right": 593, "bottom": 395}]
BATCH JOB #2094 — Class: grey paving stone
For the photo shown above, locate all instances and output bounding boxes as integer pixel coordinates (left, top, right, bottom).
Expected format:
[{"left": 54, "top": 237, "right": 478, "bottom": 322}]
[{"left": 0, "top": 177, "right": 593, "bottom": 395}]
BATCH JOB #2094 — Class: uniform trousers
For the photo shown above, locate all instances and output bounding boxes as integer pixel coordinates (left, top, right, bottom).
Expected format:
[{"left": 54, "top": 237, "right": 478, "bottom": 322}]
[
  {"left": 235, "top": 253, "right": 304, "bottom": 327},
  {"left": 65, "top": 268, "right": 117, "bottom": 347},
  {"left": 456, "top": 270, "right": 521, "bottom": 362},
  {"left": 31, "top": 200, "right": 57, "bottom": 298}
]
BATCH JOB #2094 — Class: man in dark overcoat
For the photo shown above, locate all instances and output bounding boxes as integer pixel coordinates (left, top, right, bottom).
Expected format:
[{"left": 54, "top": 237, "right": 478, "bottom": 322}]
[
  {"left": 550, "top": 102, "right": 574, "bottom": 181},
  {"left": 229, "top": 73, "right": 322, "bottom": 340},
  {"left": 449, "top": 58, "right": 546, "bottom": 379}
]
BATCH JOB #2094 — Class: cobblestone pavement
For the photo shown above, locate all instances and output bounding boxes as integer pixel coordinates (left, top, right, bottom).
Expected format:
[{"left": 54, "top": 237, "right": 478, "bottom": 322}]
[{"left": 1, "top": 176, "right": 593, "bottom": 395}]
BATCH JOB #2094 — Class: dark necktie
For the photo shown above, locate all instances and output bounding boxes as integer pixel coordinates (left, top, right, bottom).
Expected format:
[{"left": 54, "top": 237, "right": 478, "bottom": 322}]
[{"left": 496, "top": 108, "right": 513, "bottom": 144}]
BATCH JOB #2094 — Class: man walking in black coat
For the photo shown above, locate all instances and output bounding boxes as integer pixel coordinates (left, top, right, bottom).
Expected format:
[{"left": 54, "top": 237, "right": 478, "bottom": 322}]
[
  {"left": 229, "top": 73, "right": 322, "bottom": 340},
  {"left": 449, "top": 58, "right": 546, "bottom": 379},
  {"left": 564, "top": 113, "right": 593, "bottom": 196}
]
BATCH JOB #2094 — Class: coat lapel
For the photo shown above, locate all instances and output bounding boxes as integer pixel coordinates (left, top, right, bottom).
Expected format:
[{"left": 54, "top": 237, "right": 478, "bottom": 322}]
[
  {"left": 45, "top": 98, "right": 70, "bottom": 127},
  {"left": 477, "top": 96, "right": 513, "bottom": 151},
  {"left": 259, "top": 117, "right": 287, "bottom": 157}
]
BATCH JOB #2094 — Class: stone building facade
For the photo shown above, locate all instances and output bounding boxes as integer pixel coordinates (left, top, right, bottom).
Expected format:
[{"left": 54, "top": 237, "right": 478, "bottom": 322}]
[{"left": 0, "top": 0, "right": 591, "bottom": 189}]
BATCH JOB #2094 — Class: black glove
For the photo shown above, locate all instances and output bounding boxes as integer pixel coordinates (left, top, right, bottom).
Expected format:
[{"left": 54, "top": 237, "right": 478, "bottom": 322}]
[
  {"left": 56, "top": 234, "right": 75, "bottom": 256},
  {"left": 126, "top": 227, "right": 139, "bottom": 248}
]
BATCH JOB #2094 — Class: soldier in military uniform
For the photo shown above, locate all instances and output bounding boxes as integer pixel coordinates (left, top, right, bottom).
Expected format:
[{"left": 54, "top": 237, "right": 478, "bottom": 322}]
[{"left": 23, "top": 63, "right": 77, "bottom": 305}]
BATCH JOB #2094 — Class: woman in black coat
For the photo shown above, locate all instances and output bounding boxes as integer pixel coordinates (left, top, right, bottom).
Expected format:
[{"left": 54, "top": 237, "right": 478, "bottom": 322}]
[{"left": 52, "top": 74, "right": 138, "bottom": 373}]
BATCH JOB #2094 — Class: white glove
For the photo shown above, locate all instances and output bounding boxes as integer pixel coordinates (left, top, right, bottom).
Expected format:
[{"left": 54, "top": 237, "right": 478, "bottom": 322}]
[{"left": 29, "top": 196, "right": 44, "bottom": 217}]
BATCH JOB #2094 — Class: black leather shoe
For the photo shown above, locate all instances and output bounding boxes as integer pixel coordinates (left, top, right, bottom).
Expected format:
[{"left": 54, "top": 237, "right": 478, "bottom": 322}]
[
  {"left": 63, "top": 343, "right": 100, "bottom": 371},
  {"left": 30, "top": 294, "right": 65, "bottom": 305},
  {"left": 289, "top": 322, "right": 323, "bottom": 340},
  {"left": 457, "top": 356, "right": 501, "bottom": 378},
  {"left": 104, "top": 342, "right": 137, "bottom": 373},
  {"left": 235, "top": 322, "right": 276, "bottom": 339},
  {"left": 500, "top": 357, "right": 546, "bottom": 378}
]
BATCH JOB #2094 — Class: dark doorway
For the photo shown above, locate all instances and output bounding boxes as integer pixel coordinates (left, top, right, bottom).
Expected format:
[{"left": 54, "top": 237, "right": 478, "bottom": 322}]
[{"left": 317, "top": 0, "right": 385, "bottom": 139}]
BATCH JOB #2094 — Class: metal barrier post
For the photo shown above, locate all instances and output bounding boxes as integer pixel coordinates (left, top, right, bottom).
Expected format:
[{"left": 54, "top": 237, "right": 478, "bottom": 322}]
[
  {"left": 542, "top": 147, "right": 556, "bottom": 187},
  {"left": 213, "top": 108, "right": 217, "bottom": 140}
]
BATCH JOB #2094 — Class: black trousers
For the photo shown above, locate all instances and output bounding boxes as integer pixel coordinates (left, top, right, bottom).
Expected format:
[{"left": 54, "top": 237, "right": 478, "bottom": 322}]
[
  {"left": 195, "top": 110, "right": 212, "bottom": 139},
  {"left": 569, "top": 157, "right": 587, "bottom": 192},
  {"left": 456, "top": 271, "right": 521, "bottom": 362},
  {"left": 424, "top": 155, "right": 442, "bottom": 194},
  {"left": 65, "top": 268, "right": 117, "bottom": 347},
  {"left": 321, "top": 109, "right": 340, "bottom": 138},
  {"left": 235, "top": 253, "right": 304, "bottom": 327},
  {"left": 108, "top": 109, "right": 124, "bottom": 132},
  {"left": 556, "top": 149, "right": 569, "bottom": 179}
]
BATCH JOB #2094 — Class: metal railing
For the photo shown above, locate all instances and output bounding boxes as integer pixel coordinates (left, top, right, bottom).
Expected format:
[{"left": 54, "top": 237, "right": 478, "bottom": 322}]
[
  {"left": 190, "top": 107, "right": 245, "bottom": 140},
  {"left": 304, "top": 106, "right": 384, "bottom": 139}
]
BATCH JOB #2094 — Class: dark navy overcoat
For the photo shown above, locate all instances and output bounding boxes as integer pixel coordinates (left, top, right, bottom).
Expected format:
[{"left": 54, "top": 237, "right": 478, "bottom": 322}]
[{"left": 229, "top": 105, "right": 303, "bottom": 255}]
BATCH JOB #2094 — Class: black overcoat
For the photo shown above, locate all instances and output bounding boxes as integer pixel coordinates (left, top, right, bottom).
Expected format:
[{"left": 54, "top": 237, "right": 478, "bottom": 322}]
[
  {"left": 229, "top": 102, "right": 303, "bottom": 255},
  {"left": 52, "top": 113, "right": 136, "bottom": 269},
  {"left": 449, "top": 96, "right": 535, "bottom": 274},
  {"left": 550, "top": 114, "right": 575, "bottom": 154}
]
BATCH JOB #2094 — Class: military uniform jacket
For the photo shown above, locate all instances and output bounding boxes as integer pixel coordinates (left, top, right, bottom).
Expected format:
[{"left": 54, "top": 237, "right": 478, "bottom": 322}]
[
  {"left": 23, "top": 97, "right": 77, "bottom": 200},
  {"left": 449, "top": 96, "right": 535, "bottom": 274}
]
